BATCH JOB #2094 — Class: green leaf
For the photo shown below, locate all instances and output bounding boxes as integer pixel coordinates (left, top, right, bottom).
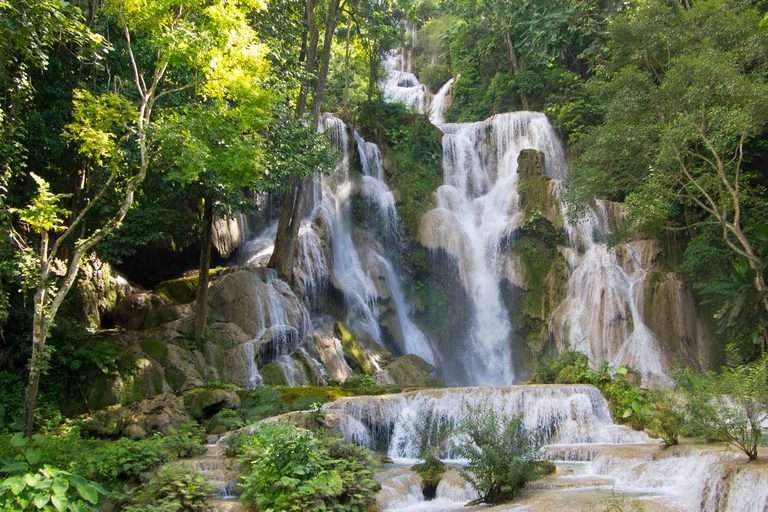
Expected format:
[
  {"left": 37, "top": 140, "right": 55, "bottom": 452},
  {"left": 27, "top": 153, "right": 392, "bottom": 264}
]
[
  {"left": 6, "top": 476, "right": 26, "bottom": 495},
  {"left": 23, "top": 472, "right": 41, "bottom": 487},
  {"left": 25, "top": 448, "right": 43, "bottom": 466},
  {"left": 34, "top": 493, "right": 51, "bottom": 508},
  {"left": 1, "top": 459, "right": 30, "bottom": 474},
  {"left": 76, "top": 484, "right": 99, "bottom": 504},
  {"left": 51, "top": 493, "right": 67, "bottom": 511},
  {"left": 10, "top": 433, "right": 29, "bottom": 448},
  {"left": 622, "top": 409, "right": 633, "bottom": 418},
  {"left": 52, "top": 477, "right": 69, "bottom": 496}
]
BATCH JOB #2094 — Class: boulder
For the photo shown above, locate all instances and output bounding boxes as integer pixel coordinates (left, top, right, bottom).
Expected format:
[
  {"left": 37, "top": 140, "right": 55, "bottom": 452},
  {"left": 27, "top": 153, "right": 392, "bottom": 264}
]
[
  {"left": 185, "top": 388, "right": 242, "bottom": 420},
  {"left": 380, "top": 355, "right": 445, "bottom": 388},
  {"left": 207, "top": 269, "right": 308, "bottom": 338},
  {"left": 115, "top": 292, "right": 191, "bottom": 330},
  {"left": 83, "top": 393, "right": 193, "bottom": 438}
]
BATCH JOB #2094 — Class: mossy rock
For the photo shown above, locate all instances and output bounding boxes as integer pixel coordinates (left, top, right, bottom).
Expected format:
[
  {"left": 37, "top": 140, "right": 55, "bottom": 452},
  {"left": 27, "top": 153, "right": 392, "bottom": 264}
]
[
  {"left": 184, "top": 388, "right": 242, "bottom": 419},
  {"left": 165, "top": 368, "right": 188, "bottom": 392},
  {"left": 336, "top": 322, "right": 375, "bottom": 375},
  {"left": 385, "top": 355, "right": 445, "bottom": 388},
  {"left": 259, "top": 362, "right": 288, "bottom": 387},
  {"left": 139, "top": 339, "right": 168, "bottom": 365},
  {"left": 413, "top": 456, "right": 446, "bottom": 500},
  {"left": 154, "top": 267, "right": 227, "bottom": 304},
  {"left": 205, "top": 408, "right": 244, "bottom": 434}
]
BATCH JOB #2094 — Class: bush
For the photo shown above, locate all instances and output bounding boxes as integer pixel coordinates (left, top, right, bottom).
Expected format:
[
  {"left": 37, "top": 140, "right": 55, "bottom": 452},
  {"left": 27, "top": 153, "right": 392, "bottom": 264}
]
[
  {"left": 123, "top": 466, "right": 213, "bottom": 512},
  {"left": 676, "top": 348, "right": 768, "bottom": 460},
  {"left": 0, "top": 423, "right": 206, "bottom": 487},
  {"left": 236, "top": 424, "right": 380, "bottom": 511},
  {"left": 646, "top": 389, "right": 684, "bottom": 448},
  {"left": 419, "top": 64, "right": 452, "bottom": 93},
  {"left": 454, "top": 405, "right": 551, "bottom": 505}
]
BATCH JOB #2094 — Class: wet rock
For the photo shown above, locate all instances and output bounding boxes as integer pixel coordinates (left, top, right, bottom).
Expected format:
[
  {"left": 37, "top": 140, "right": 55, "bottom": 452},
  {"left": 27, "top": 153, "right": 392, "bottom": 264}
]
[{"left": 185, "top": 388, "right": 242, "bottom": 420}]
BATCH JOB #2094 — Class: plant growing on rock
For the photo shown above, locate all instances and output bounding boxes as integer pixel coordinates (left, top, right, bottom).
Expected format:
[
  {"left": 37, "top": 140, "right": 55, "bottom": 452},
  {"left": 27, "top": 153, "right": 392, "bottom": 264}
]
[
  {"left": 454, "top": 405, "right": 552, "bottom": 505},
  {"left": 676, "top": 348, "right": 768, "bottom": 460},
  {"left": 646, "top": 389, "right": 684, "bottom": 448},
  {"left": 123, "top": 466, "right": 213, "bottom": 512}
]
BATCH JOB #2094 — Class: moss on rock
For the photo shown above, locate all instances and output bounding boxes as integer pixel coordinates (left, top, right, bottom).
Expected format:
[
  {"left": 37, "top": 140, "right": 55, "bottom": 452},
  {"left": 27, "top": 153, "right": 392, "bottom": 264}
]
[
  {"left": 139, "top": 339, "right": 168, "bottom": 365},
  {"left": 259, "top": 361, "right": 288, "bottom": 387},
  {"left": 384, "top": 355, "right": 445, "bottom": 388},
  {"left": 336, "top": 322, "right": 375, "bottom": 375}
]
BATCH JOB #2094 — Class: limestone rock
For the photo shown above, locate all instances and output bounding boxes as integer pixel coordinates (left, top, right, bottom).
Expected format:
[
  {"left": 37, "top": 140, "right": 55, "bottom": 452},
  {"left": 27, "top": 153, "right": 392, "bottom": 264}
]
[
  {"left": 207, "top": 269, "right": 308, "bottom": 338},
  {"left": 185, "top": 388, "right": 242, "bottom": 420},
  {"left": 115, "top": 292, "right": 191, "bottom": 330},
  {"left": 83, "top": 393, "right": 193, "bottom": 438},
  {"left": 380, "top": 355, "right": 445, "bottom": 388},
  {"left": 212, "top": 213, "right": 251, "bottom": 259},
  {"left": 78, "top": 255, "right": 135, "bottom": 329}
]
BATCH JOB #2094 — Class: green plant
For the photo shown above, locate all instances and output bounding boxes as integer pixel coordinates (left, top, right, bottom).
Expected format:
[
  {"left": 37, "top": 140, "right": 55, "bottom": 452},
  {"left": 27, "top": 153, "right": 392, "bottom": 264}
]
[
  {"left": 205, "top": 382, "right": 241, "bottom": 391},
  {"left": 342, "top": 375, "right": 376, "bottom": 390},
  {"left": 646, "top": 389, "right": 684, "bottom": 448},
  {"left": 0, "top": 465, "right": 107, "bottom": 512},
  {"left": 123, "top": 466, "right": 213, "bottom": 512},
  {"left": 237, "top": 424, "right": 379, "bottom": 511},
  {"left": 454, "top": 405, "right": 551, "bottom": 505},
  {"left": 676, "top": 348, "right": 768, "bottom": 460}
]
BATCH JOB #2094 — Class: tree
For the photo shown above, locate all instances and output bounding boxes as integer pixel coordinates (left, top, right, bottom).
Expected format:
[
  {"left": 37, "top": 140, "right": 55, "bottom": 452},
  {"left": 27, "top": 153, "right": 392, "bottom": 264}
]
[
  {"left": 454, "top": 405, "right": 551, "bottom": 505},
  {"left": 11, "top": 0, "right": 270, "bottom": 437},
  {"left": 565, "top": 0, "right": 768, "bottom": 350},
  {"left": 677, "top": 348, "right": 768, "bottom": 461}
]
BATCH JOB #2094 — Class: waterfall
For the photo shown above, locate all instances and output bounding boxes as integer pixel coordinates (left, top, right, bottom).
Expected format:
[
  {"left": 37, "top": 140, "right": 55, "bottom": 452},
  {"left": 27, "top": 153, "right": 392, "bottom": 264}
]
[
  {"left": 421, "top": 113, "right": 567, "bottom": 386},
  {"left": 429, "top": 78, "right": 453, "bottom": 125},
  {"left": 324, "top": 385, "right": 650, "bottom": 459},
  {"left": 552, "top": 201, "right": 673, "bottom": 385}
]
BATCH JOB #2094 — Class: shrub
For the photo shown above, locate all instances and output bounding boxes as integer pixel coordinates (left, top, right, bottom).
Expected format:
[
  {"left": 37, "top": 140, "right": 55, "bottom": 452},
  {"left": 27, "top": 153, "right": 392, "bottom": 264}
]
[
  {"left": 676, "top": 348, "right": 768, "bottom": 460},
  {"left": 0, "top": 423, "right": 206, "bottom": 487},
  {"left": 454, "top": 405, "right": 551, "bottom": 505},
  {"left": 418, "top": 64, "right": 452, "bottom": 93},
  {"left": 123, "top": 466, "right": 213, "bottom": 512},
  {"left": 646, "top": 389, "right": 684, "bottom": 447},
  {"left": 237, "top": 424, "right": 379, "bottom": 511}
]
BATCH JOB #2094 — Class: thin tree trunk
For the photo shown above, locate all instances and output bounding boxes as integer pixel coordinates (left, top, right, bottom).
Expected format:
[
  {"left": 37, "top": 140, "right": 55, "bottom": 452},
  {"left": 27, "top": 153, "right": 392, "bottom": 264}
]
[
  {"left": 312, "top": 0, "right": 342, "bottom": 121},
  {"left": 297, "top": 0, "right": 319, "bottom": 117},
  {"left": 343, "top": 13, "right": 352, "bottom": 119},
  {"left": 194, "top": 197, "right": 214, "bottom": 346},
  {"left": 504, "top": 32, "right": 529, "bottom": 110}
]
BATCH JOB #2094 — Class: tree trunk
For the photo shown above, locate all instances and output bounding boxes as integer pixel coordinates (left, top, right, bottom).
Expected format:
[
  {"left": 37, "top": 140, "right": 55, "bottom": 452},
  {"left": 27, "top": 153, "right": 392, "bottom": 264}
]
[
  {"left": 312, "top": 0, "right": 342, "bottom": 121},
  {"left": 504, "top": 32, "right": 529, "bottom": 110},
  {"left": 343, "top": 13, "right": 352, "bottom": 119},
  {"left": 23, "top": 297, "right": 47, "bottom": 438},
  {"left": 194, "top": 197, "right": 214, "bottom": 347},
  {"left": 268, "top": 177, "right": 306, "bottom": 281},
  {"left": 297, "top": 0, "right": 319, "bottom": 117}
]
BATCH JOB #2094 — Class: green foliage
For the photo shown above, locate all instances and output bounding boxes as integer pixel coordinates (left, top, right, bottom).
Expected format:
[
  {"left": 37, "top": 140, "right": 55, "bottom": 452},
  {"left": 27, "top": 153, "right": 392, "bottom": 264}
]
[
  {"left": 356, "top": 100, "right": 442, "bottom": 241},
  {"left": 0, "top": 424, "right": 206, "bottom": 487},
  {"left": 531, "top": 352, "right": 653, "bottom": 430},
  {"left": 123, "top": 466, "right": 213, "bottom": 512},
  {"left": 342, "top": 375, "right": 376, "bottom": 390},
  {"left": 454, "top": 405, "right": 550, "bottom": 505},
  {"left": 237, "top": 424, "right": 380, "bottom": 512},
  {"left": 676, "top": 348, "right": 768, "bottom": 460},
  {"left": 418, "top": 64, "right": 452, "bottom": 94},
  {"left": 404, "top": 407, "right": 454, "bottom": 459},
  {"left": 645, "top": 389, "right": 683, "bottom": 448},
  {"left": 412, "top": 455, "right": 445, "bottom": 500},
  {"left": 0, "top": 464, "right": 107, "bottom": 512}
]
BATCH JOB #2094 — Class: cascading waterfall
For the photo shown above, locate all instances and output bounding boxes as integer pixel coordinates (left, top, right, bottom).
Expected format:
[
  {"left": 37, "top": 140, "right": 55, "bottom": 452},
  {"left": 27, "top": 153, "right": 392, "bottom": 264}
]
[
  {"left": 324, "top": 385, "right": 650, "bottom": 459},
  {"left": 552, "top": 200, "right": 673, "bottom": 385},
  {"left": 381, "top": 23, "right": 429, "bottom": 114},
  {"left": 421, "top": 113, "right": 568, "bottom": 386},
  {"left": 428, "top": 77, "right": 453, "bottom": 125}
]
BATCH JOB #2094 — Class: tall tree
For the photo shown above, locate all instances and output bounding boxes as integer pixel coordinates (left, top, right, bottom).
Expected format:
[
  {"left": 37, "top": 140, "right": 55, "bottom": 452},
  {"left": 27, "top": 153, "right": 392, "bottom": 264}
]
[{"left": 11, "top": 0, "right": 270, "bottom": 436}]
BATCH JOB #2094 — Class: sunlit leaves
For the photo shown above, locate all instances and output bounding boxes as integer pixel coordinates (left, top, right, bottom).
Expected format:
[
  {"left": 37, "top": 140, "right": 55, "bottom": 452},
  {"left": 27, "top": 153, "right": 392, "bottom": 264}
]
[{"left": 11, "top": 174, "right": 70, "bottom": 234}]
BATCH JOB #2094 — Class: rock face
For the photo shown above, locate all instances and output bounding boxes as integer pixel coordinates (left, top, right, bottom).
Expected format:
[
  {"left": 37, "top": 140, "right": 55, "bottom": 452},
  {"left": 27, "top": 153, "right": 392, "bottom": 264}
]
[
  {"left": 83, "top": 393, "right": 193, "bottom": 438},
  {"left": 207, "top": 268, "right": 309, "bottom": 339},
  {"left": 78, "top": 255, "right": 135, "bottom": 328},
  {"left": 377, "top": 355, "right": 444, "bottom": 388}
]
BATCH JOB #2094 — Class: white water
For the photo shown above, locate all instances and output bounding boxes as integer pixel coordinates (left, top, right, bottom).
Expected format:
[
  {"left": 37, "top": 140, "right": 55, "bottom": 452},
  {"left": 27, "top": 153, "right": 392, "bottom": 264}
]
[
  {"left": 552, "top": 201, "right": 673, "bottom": 385},
  {"left": 428, "top": 78, "right": 453, "bottom": 125},
  {"left": 325, "top": 385, "right": 650, "bottom": 459},
  {"left": 422, "top": 113, "right": 568, "bottom": 385}
]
